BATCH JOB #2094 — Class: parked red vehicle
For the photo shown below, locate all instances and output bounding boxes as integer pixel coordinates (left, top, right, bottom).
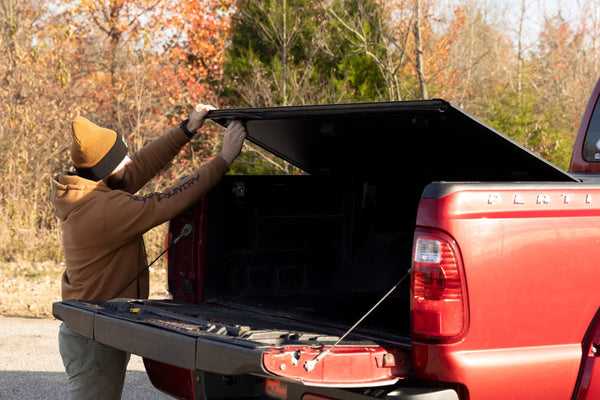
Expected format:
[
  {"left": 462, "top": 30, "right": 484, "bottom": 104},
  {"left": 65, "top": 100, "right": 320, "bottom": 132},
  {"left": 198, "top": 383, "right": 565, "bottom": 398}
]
[{"left": 54, "top": 77, "right": 600, "bottom": 399}]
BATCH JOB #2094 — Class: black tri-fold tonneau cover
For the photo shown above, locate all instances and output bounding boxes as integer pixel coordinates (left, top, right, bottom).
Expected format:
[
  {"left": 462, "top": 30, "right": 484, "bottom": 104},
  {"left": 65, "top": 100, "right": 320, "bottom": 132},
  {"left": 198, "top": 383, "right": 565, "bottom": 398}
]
[{"left": 208, "top": 99, "right": 577, "bottom": 182}]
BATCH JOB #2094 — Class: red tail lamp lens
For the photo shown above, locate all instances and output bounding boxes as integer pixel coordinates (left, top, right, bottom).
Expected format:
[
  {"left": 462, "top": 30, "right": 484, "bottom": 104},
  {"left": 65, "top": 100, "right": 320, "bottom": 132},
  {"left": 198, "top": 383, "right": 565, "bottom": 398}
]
[{"left": 412, "top": 231, "right": 467, "bottom": 341}]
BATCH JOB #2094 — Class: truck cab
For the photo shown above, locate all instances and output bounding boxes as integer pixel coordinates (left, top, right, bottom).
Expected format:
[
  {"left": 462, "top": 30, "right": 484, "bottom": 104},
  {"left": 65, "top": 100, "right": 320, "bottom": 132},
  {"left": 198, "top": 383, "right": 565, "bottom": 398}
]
[{"left": 54, "top": 79, "right": 600, "bottom": 399}]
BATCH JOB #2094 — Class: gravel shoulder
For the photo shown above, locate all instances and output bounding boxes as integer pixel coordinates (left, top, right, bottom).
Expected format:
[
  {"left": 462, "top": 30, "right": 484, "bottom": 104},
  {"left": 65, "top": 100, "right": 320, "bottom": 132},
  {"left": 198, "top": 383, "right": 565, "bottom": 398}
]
[{"left": 0, "top": 315, "right": 172, "bottom": 399}]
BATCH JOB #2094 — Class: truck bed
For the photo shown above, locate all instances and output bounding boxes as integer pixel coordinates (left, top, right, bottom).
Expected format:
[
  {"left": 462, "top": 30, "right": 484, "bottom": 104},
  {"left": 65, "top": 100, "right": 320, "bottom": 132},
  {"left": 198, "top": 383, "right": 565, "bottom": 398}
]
[
  {"left": 215, "top": 293, "right": 411, "bottom": 341},
  {"left": 170, "top": 174, "right": 415, "bottom": 340}
]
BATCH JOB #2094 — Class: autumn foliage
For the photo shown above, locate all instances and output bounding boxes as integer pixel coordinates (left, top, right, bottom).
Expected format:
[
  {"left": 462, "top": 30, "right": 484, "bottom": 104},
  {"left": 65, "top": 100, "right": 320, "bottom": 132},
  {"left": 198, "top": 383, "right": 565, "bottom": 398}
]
[
  {"left": 0, "top": 0, "right": 233, "bottom": 262},
  {"left": 1, "top": 0, "right": 599, "bottom": 263}
]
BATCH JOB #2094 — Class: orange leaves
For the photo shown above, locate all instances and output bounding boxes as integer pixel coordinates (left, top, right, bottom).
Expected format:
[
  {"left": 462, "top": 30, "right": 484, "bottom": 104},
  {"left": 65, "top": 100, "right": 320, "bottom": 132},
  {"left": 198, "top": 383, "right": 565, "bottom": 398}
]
[
  {"left": 381, "top": 0, "right": 467, "bottom": 99},
  {"left": 53, "top": 0, "right": 226, "bottom": 118},
  {"left": 166, "top": 0, "right": 233, "bottom": 98},
  {"left": 426, "top": 5, "right": 467, "bottom": 99},
  {"left": 24, "top": 0, "right": 234, "bottom": 176}
]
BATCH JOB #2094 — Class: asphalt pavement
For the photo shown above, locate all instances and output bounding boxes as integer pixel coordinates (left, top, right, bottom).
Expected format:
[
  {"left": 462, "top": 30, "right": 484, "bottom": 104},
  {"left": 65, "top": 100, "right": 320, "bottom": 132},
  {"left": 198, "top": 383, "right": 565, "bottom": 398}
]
[{"left": 0, "top": 315, "right": 172, "bottom": 399}]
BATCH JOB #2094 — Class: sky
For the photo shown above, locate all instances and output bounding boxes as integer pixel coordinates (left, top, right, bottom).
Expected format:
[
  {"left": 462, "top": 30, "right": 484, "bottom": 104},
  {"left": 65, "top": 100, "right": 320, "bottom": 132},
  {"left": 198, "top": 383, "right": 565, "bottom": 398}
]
[
  {"left": 512, "top": 0, "right": 580, "bottom": 42},
  {"left": 443, "top": 0, "right": 593, "bottom": 47}
]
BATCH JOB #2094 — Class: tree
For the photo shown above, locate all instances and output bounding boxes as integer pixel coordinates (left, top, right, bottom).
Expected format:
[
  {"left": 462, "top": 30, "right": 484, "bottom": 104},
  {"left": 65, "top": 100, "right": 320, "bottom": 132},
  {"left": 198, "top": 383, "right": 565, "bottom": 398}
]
[
  {"left": 225, "top": 0, "right": 374, "bottom": 173},
  {"left": 413, "top": 0, "right": 428, "bottom": 99},
  {"left": 325, "top": 0, "right": 407, "bottom": 100},
  {"left": 322, "top": 0, "right": 392, "bottom": 100},
  {"left": 0, "top": 0, "right": 234, "bottom": 262},
  {"left": 59, "top": 0, "right": 173, "bottom": 141},
  {"left": 445, "top": 1, "right": 513, "bottom": 112},
  {"left": 225, "top": 0, "right": 330, "bottom": 107},
  {"left": 487, "top": 87, "right": 573, "bottom": 169},
  {"left": 0, "top": 0, "right": 74, "bottom": 261},
  {"left": 326, "top": 0, "right": 469, "bottom": 101},
  {"left": 165, "top": 0, "right": 234, "bottom": 106},
  {"left": 482, "top": 8, "right": 586, "bottom": 170},
  {"left": 150, "top": 0, "right": 235, "bottom": 180}
]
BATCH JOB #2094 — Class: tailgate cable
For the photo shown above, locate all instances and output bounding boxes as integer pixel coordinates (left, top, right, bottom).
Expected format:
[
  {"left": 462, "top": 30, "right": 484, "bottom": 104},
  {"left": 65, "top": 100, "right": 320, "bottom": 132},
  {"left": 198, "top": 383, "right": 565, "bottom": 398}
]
[
  {"left": 304, "top": 267, "right": 412, "bottom": 372},
  {"left": 113, "top": 224, "right": 193, "bottom": 299}
]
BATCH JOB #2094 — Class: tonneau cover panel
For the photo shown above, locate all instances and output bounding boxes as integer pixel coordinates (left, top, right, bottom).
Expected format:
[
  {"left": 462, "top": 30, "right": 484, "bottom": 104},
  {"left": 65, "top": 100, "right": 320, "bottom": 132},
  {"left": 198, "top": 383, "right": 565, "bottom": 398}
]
[{"left": 209, "top": 100, "right": 576, "bottom": 182}]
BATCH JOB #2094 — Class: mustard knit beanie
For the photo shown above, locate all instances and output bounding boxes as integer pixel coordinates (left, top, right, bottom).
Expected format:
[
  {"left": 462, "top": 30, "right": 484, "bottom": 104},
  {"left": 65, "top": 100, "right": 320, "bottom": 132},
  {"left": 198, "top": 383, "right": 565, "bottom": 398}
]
[{"left": 71, "top": 116, "right": 128, "bottom": 181}]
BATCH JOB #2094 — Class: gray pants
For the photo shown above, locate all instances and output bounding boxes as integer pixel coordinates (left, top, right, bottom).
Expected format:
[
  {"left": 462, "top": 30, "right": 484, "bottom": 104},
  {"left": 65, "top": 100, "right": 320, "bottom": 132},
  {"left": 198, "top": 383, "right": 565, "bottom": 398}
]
[{"left": 59, "top": 323, "right": 130, "bottom": 400}]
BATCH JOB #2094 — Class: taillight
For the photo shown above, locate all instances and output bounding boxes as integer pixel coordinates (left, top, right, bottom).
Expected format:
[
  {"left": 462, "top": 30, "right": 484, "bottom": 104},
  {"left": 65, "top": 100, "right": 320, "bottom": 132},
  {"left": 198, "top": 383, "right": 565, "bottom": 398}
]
[{"left": 411, "top": 229, "right": 468, "bottom": 342}]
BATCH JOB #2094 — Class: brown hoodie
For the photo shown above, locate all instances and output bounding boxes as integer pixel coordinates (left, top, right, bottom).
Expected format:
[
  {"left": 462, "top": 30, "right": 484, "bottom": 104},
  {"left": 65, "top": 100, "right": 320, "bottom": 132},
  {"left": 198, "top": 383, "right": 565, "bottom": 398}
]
[{"left": 51, "top": 126, "right": 229, "bottom": 301}]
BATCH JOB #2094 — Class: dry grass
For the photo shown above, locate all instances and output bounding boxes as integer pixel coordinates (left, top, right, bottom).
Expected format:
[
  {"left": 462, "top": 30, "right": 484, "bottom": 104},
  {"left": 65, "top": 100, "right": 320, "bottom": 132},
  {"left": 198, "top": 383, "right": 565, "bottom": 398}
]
[{"left": 0, "top": 261, "right": 169, "bottom": 318}]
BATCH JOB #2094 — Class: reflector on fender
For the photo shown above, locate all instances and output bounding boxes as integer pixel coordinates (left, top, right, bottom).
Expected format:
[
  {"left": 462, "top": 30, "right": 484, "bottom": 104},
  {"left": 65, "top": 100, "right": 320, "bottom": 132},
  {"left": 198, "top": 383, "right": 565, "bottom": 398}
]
[
  {"left": 265, "top": 378, "right": 287, "bottom": 399},
  {"left": 411, "top": 229, "right": 468, "bottom": 342}
]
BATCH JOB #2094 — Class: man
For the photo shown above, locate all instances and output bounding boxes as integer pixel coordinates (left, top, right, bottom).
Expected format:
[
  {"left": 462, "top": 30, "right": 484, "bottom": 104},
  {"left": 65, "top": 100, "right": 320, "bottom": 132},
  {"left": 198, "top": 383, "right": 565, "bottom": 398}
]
[{"left": 51, "top": 104, "right": 246, "bottom": 399}]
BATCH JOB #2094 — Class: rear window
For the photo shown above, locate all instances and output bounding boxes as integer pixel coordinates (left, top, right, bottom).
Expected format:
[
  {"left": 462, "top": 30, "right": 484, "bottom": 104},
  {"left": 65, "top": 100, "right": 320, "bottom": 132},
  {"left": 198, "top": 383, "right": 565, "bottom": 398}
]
[{"left": 583, "top": 97, "right": 600, "bottom": 162}]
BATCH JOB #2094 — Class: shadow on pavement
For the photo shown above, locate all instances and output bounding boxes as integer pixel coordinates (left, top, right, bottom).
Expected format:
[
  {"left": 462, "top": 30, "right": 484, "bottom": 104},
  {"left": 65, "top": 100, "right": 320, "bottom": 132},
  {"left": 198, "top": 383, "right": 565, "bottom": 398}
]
[{"left": 0, "top": 370, "right": 172, "bottom": 400}]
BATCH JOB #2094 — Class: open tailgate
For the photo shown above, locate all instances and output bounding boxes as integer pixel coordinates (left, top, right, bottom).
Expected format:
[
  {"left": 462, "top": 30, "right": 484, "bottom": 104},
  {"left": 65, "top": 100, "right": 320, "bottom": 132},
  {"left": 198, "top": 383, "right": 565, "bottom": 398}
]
[{"left": 53, "top": 299, "right": 410, "bottom": 387}]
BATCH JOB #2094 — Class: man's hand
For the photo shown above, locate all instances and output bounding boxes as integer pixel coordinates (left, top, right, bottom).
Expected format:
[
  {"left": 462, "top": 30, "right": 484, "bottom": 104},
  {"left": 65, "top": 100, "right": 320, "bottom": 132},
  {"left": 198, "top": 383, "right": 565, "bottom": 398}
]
[
  {"left": 186, "top": 103, "right": 216, "bottom": 133},
  {"left": 219, "top": 120, "right": 247, "bottom": 165}
]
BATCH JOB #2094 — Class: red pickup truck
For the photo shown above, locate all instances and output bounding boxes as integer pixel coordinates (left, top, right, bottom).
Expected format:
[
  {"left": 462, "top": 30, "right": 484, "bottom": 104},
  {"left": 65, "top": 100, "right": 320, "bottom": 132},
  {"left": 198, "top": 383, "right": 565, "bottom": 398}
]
[{"left": 53, "top": 77, "right": 600, "bottom": 400}]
